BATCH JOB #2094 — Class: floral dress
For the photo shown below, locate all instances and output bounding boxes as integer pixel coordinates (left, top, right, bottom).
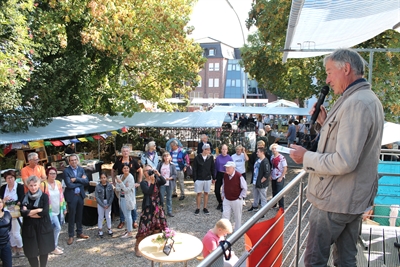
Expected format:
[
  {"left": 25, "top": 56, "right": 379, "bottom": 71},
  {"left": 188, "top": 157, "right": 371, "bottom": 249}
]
[{"left": 136, "top": 177, "right": 167, "bottom": 239}]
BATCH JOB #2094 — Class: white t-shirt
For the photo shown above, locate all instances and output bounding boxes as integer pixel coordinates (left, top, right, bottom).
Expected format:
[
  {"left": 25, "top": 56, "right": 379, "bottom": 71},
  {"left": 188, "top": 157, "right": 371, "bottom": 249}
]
[
  {"left": 49, "top": 185, "right": 60, "bottom": 216},
  {"left": 161, "top": 163, "right": 171, "bottom": 186},
  {"left": 231, "top": 153, "right": 246, "bottom": 174}
]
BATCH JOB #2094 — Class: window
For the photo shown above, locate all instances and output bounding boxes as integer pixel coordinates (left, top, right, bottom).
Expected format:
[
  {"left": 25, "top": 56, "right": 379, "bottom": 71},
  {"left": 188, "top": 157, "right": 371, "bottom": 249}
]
[
  {"left": 197, "top": 79, "right": 202, "bottom": 87},
  {"left": 227, "top": 64, "right": 232, "bottom": 71},
  {"left": 236, "top": 64, "right": 240, "bottom": 71},
  {"left": 226, "top": 79, "right": 231, "bottom": 87},
  {"left": 209, "top": 49, "right": 215, "bottom": 56},
  {"left": 208, "top": 79, "right": 214, "bottom": 87},
  {"left": 236, "top": 79, "right": 241, "bottom": 87},
  {"left": 209, "top": 63, "right": 214, "bottom": 71},
  {"left": 215, "top": 63, "right": 220, "bottom": 71},
  {"left": 214, "top": 78, "right": 219, "bottom": 87},
  {"left": 232, "top": 80, "right": 236, "bottom": 87}
]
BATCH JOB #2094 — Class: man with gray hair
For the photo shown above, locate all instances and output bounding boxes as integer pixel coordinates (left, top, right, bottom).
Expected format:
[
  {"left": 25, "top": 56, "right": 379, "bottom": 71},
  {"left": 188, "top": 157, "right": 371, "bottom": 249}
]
[
  {"left": 165, "top": 133, "right": 183, "bottom": 152},
  {"left": 290, "top": 48, "right": 384, "bottom": 266},
  {"left": 21, "top": 152, "right": 47, "bottom": 192},
  {"left": 197, "top": 134, "right": 213, "bottom": 154},
  {"left": 170, "top": 140, "right": 187, "bottom": 201}
]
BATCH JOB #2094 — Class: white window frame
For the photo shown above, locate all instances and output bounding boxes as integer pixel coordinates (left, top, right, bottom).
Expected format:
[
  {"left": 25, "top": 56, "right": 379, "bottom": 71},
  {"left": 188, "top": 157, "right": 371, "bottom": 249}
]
[
  {"left": 214, "top": 78, "right": 219, "bottom": 88},
  {"left": 208, "top": 78, "right": 214, "bottom": 87},
  {"left": 197, "top": 79, "right": 202, "bottom": 87},
  {"left": 209, "top": 49, "right": 215, "bottom": 56},
  {"left": 227, "top": 64, "right": 232, "bottom": 71},
  {"left": 214, "top": 63, "right": 220, "bottom": 71},
  {"left": 209, "top": 63, "right": 214, "bottom": 71},
  {"left": 236, "top": 79, "right": 241, "bottom": 87},
  {"left": 226, "top": 79, "right": 231, "bottom": 87}
]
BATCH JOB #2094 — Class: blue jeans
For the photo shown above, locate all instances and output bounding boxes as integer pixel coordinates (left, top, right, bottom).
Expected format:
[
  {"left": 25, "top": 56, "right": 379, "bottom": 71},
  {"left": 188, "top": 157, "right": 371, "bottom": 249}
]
[
  {"left": 0, "top": 242, "right": 12, "bottom": 267},
  {"left": 271, "top": 178, "right": 285, "bottom": 208},
  {"left": 119, "top": 208, "right": 137, "bottom": 223},
  {"left": 160, "top": 185, "right": 172, "bottom": 214},
  {"left": 119, "top": 197, "right": 133, "bottom": 232},
  {"left": 51, "top": 214, "right": 62, "bottom": 247}
]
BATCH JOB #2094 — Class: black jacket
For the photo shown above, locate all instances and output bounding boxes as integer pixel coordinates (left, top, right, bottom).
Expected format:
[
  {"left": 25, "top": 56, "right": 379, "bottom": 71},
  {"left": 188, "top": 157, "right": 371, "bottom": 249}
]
[
  {"left": 254, "top": 157, "right": 270, "bottom": 188},
  {"left": 193, "top": 154, "right": 215, "bottom": 181},
  {"left": 0, "top": 183, "right": 25, "bottom": 204},
  {"left": 140, "top": 175, "right": 166, "bottom": 210}
]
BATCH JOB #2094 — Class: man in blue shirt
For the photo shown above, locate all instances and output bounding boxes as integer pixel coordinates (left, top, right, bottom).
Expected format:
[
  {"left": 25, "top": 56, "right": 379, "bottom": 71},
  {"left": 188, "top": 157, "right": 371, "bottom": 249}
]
[{"left": 286, "top": 119, "right": 296, "bottom": 148}]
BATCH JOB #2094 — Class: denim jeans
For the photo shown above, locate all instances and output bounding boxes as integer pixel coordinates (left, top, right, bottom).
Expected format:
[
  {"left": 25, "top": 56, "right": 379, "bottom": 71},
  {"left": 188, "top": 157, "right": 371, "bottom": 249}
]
[
  {"left": 0, "top": 242, "right": 12, "bottom": 267},
  {"left": 160, "top": 185, "right": 172, "bottom": 214},
  {"left": 271, "top": 178, "right": 285, "bottom": 208},
  {"left": 51, "top": 214, "right": 61, "bottom": 247},
  {"left": 120, "top": 197, "right": 133, "bottom": 232},
  {"left": 119, "top": 206, "right": 137, "bottom": 223}
]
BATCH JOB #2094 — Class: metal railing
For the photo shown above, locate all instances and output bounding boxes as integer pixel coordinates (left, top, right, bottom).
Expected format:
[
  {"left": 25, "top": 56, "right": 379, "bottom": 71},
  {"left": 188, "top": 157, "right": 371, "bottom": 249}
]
[
  {"left": 199, "top": 170, "right": 310, "bottom": 267},
  {"left": 199, "top": 155, "right": 400, "bottom": 267}
]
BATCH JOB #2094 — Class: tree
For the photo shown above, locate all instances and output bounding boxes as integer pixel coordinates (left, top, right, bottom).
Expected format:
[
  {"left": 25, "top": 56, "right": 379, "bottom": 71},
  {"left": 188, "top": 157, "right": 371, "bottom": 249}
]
[
  {"left": 243, "top": 0, "right": 400, "bottom": 121},
  {"left": 0, "top": 0, "right": 36, "bottom": 130},
  {"left": 1, "top": 0, "right": 205, "bottom": 132}
]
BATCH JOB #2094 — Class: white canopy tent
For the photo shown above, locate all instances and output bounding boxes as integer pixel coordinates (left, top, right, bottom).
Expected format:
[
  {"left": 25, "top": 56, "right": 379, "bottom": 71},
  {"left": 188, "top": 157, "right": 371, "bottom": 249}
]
[
  {"left": 0, "top": 114, "right": 121, "bottom": 145},
  {"left": 266, "top": 99, "right": 299, "bottom": 108},
  {"left": 283, "top": 0, "right": 400, "bottom": 62},
  {"left": 382, "top": 122, "right": 400, "bottom": 146},
  {"left": 109, "top": 112, "right": 227, "bottom": 128},
  {"left": 190, "top": 98, "right": 268, "bottom": 105},
  {"left": 209, "top": 106, "right": 311, "bottom": 116}
]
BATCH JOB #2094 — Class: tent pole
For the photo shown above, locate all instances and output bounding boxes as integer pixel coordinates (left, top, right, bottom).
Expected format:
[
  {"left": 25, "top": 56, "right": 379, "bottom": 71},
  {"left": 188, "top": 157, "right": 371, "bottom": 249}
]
[
  {"left": 368, "top": 51, "right": 374, "bottom": 84},
  {"left": 98, "top": 138, "right": 100, "bottom": 161}
]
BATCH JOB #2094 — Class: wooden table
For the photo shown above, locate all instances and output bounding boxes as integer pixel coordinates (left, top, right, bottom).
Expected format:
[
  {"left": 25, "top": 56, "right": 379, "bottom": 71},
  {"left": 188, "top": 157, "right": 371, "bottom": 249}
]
[{"left": 138, "top": 232, "right": 203, "bottom": 267}]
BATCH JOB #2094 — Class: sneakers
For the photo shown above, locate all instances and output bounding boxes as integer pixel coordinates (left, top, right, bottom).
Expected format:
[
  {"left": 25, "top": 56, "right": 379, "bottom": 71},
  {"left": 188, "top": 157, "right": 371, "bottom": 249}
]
[
  {"left": 51, "top": 248, "right": 63, "bottom": 255},
  {"left": 179, "top": 196, "right": 185, "bottom": 201},
  {"left": 98, "top": 231, "right": 104, "bottom": 238},
  {"left": 108, "top": 229, "right": 113, "bottom": 236},
  {"left": 248, "top": 206, "right": 259, "bottom": 212},
  {"left": 203, "top": 208, "right": 210, "bottom": 215},
  {"left": 194, "top": 209, "right": 200, "bottom": 215},
  {"left": 121, "top": 232, "right": 133, "bottom": 238},
  {"left": 57, "top": 246, "right": 64, "bottom": 251}
]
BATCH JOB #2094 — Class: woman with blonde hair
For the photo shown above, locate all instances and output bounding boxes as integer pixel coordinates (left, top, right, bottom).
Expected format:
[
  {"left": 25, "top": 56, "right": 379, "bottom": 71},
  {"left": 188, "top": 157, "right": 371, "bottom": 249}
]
[{"left": 41, "top": 167, "right": 67, "bottom": 255}]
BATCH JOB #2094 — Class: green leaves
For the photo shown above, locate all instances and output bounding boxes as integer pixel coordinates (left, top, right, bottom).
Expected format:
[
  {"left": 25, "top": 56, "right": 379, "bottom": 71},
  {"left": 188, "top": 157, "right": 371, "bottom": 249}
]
[{"left": 243, "top": 0, "right": 400, "bottom": 119}]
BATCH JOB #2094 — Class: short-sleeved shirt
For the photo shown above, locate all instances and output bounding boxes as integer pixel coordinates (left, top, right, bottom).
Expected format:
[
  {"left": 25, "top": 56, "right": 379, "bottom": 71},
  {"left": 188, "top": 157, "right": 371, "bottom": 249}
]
[
  {"left": 112, "top": 157, "right": 141, "bottom": 178},
  {"left": 231, "top": 153, "right": 246, "bottom": 174},
  {"left": 21, "top": 165, "right": 46, "bottom": 193},
  {"left": 202, "top": 230, "right": 222, "bottom": 258},
  {"left": 270, "top": 154, "right": 287, "bottom": 180}
]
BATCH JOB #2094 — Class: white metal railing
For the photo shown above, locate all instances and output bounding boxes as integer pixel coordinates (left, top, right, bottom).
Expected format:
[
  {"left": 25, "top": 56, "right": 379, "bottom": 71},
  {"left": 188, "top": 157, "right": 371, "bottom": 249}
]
[
  {"left": 199, "top": 156, "right": 400, "bottom": 267},
  {"left": 199, "top": 170, "right": 309, "bottom": 267}
]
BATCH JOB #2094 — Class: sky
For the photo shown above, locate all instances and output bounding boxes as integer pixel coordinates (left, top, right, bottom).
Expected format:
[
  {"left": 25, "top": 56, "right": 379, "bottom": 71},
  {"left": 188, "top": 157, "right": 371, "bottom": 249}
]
[{"left": 188, "top": 0, "right": 256, "bottom": 48}]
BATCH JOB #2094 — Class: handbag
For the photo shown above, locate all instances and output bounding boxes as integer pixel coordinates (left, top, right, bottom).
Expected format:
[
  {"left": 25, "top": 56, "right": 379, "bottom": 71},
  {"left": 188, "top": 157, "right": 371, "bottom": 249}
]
[{"left": 185, "top": 165, "right": 193, "bottom": 176}]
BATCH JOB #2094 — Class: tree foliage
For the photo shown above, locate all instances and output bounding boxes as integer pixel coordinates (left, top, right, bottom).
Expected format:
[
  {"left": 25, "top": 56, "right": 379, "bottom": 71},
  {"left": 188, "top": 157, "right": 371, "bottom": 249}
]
[
  {"left": 243, "top": 0, "right": 400, "bottom": 121},
  {"left": 0, "top": 0, "right": 205, "bottom": 132}
]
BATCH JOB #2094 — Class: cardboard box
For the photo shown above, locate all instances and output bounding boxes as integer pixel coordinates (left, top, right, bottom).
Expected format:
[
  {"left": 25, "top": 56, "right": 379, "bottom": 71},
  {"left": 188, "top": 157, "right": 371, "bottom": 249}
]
[{"left": 84, "top": 197, "right": 97, "bottom": 208}]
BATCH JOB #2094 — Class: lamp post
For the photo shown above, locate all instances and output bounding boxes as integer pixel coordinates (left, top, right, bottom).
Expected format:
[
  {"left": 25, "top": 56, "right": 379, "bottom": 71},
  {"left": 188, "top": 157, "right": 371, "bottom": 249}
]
[{"left": 225, "top": 0, "right": 247, "bottom": 106}]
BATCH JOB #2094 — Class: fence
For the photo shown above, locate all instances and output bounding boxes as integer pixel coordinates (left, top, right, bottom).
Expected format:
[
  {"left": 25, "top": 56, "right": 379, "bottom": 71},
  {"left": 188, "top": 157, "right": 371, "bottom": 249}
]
[{"left": 199, "top": 149, "right": 400, "bottom": 267}]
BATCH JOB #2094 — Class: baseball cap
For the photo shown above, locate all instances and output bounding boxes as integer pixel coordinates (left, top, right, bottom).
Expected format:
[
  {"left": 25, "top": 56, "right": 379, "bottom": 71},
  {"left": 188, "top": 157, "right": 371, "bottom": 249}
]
[{"left": 224, "top": 161, "right": 236, "bottom": 168}]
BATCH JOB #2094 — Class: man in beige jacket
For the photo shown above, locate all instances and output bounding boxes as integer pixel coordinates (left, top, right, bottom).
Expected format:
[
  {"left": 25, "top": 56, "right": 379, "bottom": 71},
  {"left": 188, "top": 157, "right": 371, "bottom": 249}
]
[{"left": 290, "top": 48, "right": 384, "bottom": 267}]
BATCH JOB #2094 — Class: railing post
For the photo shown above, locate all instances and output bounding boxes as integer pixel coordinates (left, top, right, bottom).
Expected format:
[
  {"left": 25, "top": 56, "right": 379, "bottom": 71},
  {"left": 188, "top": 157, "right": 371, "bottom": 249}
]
[{"left": 295, "top": 175, "right": 305, "bottom": 267}]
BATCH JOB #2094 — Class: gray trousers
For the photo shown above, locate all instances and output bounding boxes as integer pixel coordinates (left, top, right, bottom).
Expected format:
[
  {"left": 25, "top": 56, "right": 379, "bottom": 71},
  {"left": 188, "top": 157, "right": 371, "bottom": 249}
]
[
  {"left": 173, "top": 170, "right": 185, "bottom": 197},
  {"left": 304, "top": 205, "right": 362, "bottom": 267}
]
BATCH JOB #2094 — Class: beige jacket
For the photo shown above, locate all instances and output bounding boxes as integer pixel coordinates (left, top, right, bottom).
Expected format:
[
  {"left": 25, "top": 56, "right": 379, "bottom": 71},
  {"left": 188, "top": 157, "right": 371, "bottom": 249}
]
[{"left": 303, "top": 80, "right": 384, "bottom": 214}]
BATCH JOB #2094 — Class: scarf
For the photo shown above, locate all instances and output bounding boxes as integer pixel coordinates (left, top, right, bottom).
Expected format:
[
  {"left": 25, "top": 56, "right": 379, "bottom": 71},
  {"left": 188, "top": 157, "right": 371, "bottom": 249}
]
[{"left": 22, "top": 189, "right": 43, "bottom": 208}]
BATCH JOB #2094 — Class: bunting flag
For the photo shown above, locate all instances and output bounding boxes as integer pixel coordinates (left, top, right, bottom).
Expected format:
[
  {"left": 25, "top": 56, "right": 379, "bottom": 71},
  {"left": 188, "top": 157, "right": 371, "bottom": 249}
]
[
  {"left": 44, "top": 141, "right": 53, "bottom": 146},
  {"left": 86, "top": 136, "right": 95, "bottom": 142},
  {"left": 70, "top": 139, "right": 80, "bottom": 143},
  {"left": 111, "top": 130, "right": 119, "bottom": 135},
  {"left": 21, "top": 141, "right": 29, "bottom": 145},
  {"left": 3, "top": 144, "right": 12, "bottom": 156},
  {"left": 106, "top": 132, "right": 112, "bottom": 136},
  {"left": 78, "top": 137, "right": 88, "bottom": 142},
  {"left": 11, "top": 143, "right": 23, "bottom": 149},
  {"left": 121, "top": 127, "right": 128, "bottom": 133},
  {"left": 29, "top": 141, "right": 44, "bottom": 149},
  {"left": 51, "top": 140, "right": 64, "bottom": 146},
  {"left": 93, "top": 135, "right": 102, "bottom": 140},
  {"left": 61, "top": 139, "right": 71, "bottom": 145},
  {"left": 100, "top": 134, "right": 108, "bottom": 139}
]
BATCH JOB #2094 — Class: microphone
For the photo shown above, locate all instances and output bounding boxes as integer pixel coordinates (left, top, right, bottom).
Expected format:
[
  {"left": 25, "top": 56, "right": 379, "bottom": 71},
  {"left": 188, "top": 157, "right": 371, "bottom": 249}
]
[{"left": 310, "top": 86, "right": 330, "bottom": 126}]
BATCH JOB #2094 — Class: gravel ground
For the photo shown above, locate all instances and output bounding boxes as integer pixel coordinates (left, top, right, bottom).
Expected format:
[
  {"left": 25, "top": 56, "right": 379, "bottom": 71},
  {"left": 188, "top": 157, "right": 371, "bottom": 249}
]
[{"left": 11, "top": 167, "right": 303, "bottom": 267}]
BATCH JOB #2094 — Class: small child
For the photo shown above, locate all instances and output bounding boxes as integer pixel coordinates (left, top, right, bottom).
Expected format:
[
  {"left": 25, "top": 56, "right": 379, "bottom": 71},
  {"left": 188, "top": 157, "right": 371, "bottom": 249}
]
[
  {"left": 95, "top": 173, "right": 114, "bottom": 237},
  {"left": 202, "top": 219, "right": 239, "bottom": 267}
]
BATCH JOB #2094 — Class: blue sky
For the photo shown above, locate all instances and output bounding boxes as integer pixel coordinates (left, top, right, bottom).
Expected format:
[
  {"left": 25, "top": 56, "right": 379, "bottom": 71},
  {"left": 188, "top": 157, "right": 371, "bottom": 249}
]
[{"left": 188, "top": 0, "right": 256, "bottom": 47}]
